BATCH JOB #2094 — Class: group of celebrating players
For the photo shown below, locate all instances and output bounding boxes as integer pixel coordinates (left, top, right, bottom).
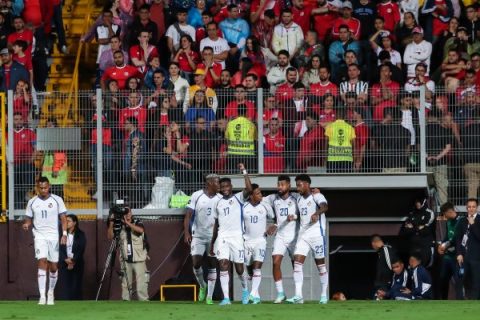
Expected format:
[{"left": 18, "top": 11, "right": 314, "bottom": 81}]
[{"left": 184, "top": 164, "right": 329, "bottom": 305}]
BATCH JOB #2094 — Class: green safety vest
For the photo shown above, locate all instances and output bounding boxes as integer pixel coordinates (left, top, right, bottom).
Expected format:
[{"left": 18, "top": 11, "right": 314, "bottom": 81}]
[{"left": 226, "top": 117, "right": 256, "bottom": 156}]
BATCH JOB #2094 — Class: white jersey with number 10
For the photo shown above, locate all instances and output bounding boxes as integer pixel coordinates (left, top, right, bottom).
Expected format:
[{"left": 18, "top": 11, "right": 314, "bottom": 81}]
[{"left": 243, "top": 201, "right": 275, "bottom": 241}]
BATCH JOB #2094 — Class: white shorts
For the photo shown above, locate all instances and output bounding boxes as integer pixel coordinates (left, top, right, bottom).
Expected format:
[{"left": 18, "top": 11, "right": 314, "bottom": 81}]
[
  {"left": 191, "top": 237, "right": 214, "bottom": 257},
  {"left": 214, "top": 236, "right": 244, "bottom": 264},
  {"left": 272, "top": 235, "right": 296, "bottom": 259},
  {"left": 294, "top": 235, "right": 325, "bottom": 260},
  {"left": 34, "top": 238, "right": 59, "bottom": 262},
  {"left": 244, "top": 238, "right": 267, "bottom": 265}
]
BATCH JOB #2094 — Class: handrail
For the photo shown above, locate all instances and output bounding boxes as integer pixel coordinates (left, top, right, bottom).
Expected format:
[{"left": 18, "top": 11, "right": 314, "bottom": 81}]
[
  {"left": 0, "top": 92, "right": 6, "bottom": 213},
  {"left": 62, "top": 0, "right": 93, "bottom": 127}
]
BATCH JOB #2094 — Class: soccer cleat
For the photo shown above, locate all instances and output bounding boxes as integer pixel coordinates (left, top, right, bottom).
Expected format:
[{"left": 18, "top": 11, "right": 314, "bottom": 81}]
[
  {"left": 241, "top": 289, "right": 249, "bottom": 304},
  {"left": 273, "top": 293, "right": 286, "bottom": 304},
  {"left": 251, "top": 296, "right": 261, "bottom": 304},
  {"left": 198, "top": 287, "right": 206, "bottom": 302},
  {"left": 47, "top": 291, "right": 55, "bottom": 305},
  {"left": 219, "top": 298, "right": 231, "bottom": 306},
  {"left": 206, "top": 298, "right": 213, "bottom": 305},
  {"left": 319, "top": 296, "right": 328, "bottom": 304},
  {"left": 38, "top": 295, "right": 46, "bottom": 305},
  {"left": 286, "top": 295, "right": 304, "bottom": 304}
]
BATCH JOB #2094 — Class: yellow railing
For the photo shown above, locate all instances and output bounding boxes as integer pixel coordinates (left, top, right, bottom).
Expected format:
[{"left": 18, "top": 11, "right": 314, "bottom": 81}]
[
  {"left": 0, "top": 92, "right": 6, "bottom": 213},
  {"left": 62, "top": 0, "right": 93, "bottom": 127}
]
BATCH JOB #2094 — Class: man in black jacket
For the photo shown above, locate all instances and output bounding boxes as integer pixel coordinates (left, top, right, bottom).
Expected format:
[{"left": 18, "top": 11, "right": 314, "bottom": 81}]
[
  {"left": 371, "top": 234, "right": 398, "bottom": 296},
  {"left": 456, "top": 198, "right": 480, "bottom": 299},
  {"left": 0, "top": 47, "right": 29, "bottom": 92}
]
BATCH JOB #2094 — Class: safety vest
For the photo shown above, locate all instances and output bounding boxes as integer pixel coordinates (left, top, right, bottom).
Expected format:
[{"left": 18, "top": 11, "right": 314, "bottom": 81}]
[
  {"left": 42, "top": 152, "right": 68, "bottom": 185},
  {"left": 225, "top": 117, "right": 257, "bottom": 156},
  {"left": 325, "top": 120, "right": 356, "bottom": 162}
]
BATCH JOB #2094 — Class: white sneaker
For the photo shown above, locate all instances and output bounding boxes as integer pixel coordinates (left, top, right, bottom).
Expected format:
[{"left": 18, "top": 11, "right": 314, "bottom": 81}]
[
  {"left": 38, "top": 295, "right": 46, "bottom": 305},
  {"left": 47, "top": 291, "right": 55, "bottom": 305}
]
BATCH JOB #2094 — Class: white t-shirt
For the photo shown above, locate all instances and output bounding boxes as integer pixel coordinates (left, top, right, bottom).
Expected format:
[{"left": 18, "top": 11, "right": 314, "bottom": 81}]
[
  {"left": 214, "top": 191, "right": 245, "bottom": 238},
  {"left": 95, "top": 24, "right": 120, "bottom": 63},
  {"left": 187, "top": 190, "right": 222, "bottom": 239},
  {"left": 26, "top": 194, "right": 67, "bottom": 240},
  {"left": 199, "top": 37, "right": 230, "bottom": 68},
  {"left": 265, "top": 193, "right": 299, "bottom": 240},
  {"left": 376, "top": 47, "right": 402, "bottom": 66},
  {"left": 165, "top": 23, "right": 196, "bottom": 51},
  {"left": 296, "top": 193, "right": 327, "bottom": 238},
  {"left": 243, "top": 200, "right": 275, "bottom": 241}
]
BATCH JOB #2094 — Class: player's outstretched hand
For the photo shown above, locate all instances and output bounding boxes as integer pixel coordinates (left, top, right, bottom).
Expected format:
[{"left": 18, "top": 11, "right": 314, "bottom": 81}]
[
  {"left": 267, "top": 224, "right": 277, "bottom": 236},
  {"left": 184, "top": 232, "right": 192, "bottom": 245},
  {"left": 311, "top": 214, "right": 319, "bottom": 224}
]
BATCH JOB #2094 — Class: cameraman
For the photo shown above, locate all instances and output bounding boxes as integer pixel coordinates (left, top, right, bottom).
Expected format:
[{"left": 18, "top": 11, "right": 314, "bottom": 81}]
[{"left": 108, "top": 208, "right": 149, "bottom": 301}]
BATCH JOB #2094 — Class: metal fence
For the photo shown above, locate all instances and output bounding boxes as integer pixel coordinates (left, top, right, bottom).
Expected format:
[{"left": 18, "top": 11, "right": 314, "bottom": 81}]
[{"left": 5, "top": 86, "right": 480, "bottom": 216}]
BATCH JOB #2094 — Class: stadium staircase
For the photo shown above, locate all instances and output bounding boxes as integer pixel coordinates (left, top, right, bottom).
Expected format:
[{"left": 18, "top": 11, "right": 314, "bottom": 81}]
[{"left": 41, "top": 0, "right": 102, "bottom": 211}]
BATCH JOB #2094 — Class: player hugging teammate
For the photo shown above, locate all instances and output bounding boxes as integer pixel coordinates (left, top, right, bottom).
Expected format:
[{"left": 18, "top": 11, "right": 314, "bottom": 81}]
[{"left": 184, "top": 166, "right": 329, "bottom": 305}]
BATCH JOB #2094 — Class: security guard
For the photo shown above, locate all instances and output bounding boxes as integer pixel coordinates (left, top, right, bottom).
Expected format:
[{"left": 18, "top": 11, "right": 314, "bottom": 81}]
[
  {"left": 225, "top": 104, "right": 257, "bottom": 173},
  {"left": 325, "top": 107, "right": 356, "bottom": 173}
]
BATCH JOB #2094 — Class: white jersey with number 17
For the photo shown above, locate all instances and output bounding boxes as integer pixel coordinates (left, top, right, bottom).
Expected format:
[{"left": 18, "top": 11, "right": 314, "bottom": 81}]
[
  {"left": 297, "top": 193, "right": 327, "bottom": 238},
  {"left": 26, "top": 194, "right": 67, "bottom": 241},
  {"left": 214, "top": 191, "right": 246, "bottom": 238}
]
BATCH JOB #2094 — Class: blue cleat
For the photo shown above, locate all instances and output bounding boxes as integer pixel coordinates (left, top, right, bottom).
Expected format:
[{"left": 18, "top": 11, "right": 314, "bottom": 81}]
[
  {"left": 286, "top": 295, "right": 304, "bottom": 304},
  {"left": 319, "top": 296, "right": 328, "bottom": 304},
  {"left": 219, "top": 298, "right": 231, "bottom": 305},
  {"left": 241, "top": 289, "right": 249, "bottom": 304}
]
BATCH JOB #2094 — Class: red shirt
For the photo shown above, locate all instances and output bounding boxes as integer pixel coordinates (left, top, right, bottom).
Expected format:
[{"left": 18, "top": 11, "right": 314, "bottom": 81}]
[
  {"left": 224, "top": 100, "right": 256, "bottom": 120},
  {"left": 371, "top": 81, "right": 400, "bottom": 121},
  {"left": 177, "top": 50, "right": 200, "bottom": 72},
  {"left": 319, "top": 109, "right": 336, "bottom": 125},
  {"left": 13, "top": 54, "right": 33, "bottom": 72},
  {"left": 250, "top": 0, "right": 281, "bottom": 21},
  {"left": 101, "top": 64, "right": 142, "bottom": 89},
  {"left": 196, "top": 62, "right": 222, "bottom": 88},
  {"left": 213, "top": 6, "right": 229, "bottom": 24},
  {"left": 159, "top": 112, "right": 169, "bottom": 126},
  {"left": 129, "top": 45, "right": 159, "bottom": 74},
  {"left": 264, "top": 132, "right": 285, "bottom": 173},
  {"left": 168, "top": 134, "right": 190, "bottom": 159},
  {"left": 13, "top": 127, "right": 36, "bottom": 164},
  {"left": 13, "top": 96, "right": 30, "bottom": 121},
  {"left": 91, "top": 127, "right": 113, "bottom": 146},
  {"left": 331, "top": 17, "right": 361, "bottom": 40},
  {"left": 118, "top": 106, "right": 147, "bottom": 132},
  {"left": 354, "top": 122, "right": 369, "bottom": 152},
  {"left": 196, "top": 27, "right": 223, "bottom": 43},
  {"left": 8, "top": 29, "right": 34, "bottom": 54},
  {"left": 376, "top": 2, "right": 400, "bottom": 33},
  {"left": 275, "top": 83, "right": 296, "bottom": 103},
  {"left": 313, "top": 10, "right": 338, "bottom": 41},
  {"left": 310, "top": 82, "right": 338, "bottom": 97},
  {"left": 296, "top": 126, "right": 325, "bottom": 170},
  {"left": 292, "top": 5, "right": 314, "bottom": 35}
]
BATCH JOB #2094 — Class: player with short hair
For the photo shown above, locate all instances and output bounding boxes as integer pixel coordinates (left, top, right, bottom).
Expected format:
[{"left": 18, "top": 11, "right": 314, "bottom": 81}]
[
  {"left": 184, "top": 173, "right": 223, "bottom": 304},
  {"left": 243, "top": 184, "right": 275, "bottom": 304},
  {"left": 210, "top": 163, "right": 253, "bottom": 305},
  {"left": 264, "top": 175, "right": 299, "bottom": 303},
  {"left": 22, "top": 177, "right": 68, "bottom": 305},
  {"left": 287, "top": 174, "right": 329, "bottom": 304}
]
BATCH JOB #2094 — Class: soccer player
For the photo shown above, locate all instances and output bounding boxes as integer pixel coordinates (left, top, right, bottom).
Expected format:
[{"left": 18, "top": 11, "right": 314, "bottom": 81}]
[
  {"left": 184, "top": 174, "right": 222, "bottom": 304},
  {"left": 22, "top": 177, "right": 68, "bottom": 305},
  {"left": 265, "top": 175, "right": 299, "bottom": 303},
  {"left": 287, "top": 174, "right": 329, "bottom": 304},
  {"left": 210, "top": 163, "right": 253, "bottom": 305},
  {"left": 243, "top": 184, "right": 275, "bottom": 304}
]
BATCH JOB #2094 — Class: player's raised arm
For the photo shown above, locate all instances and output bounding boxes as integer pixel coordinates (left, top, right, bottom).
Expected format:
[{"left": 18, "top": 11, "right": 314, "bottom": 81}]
[{"left": 239, "top": 163, "right": 253, "bottom": 198}]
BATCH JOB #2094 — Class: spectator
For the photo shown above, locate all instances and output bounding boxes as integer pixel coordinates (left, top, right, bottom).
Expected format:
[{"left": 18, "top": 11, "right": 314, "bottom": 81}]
[
  {"left": 224, "top": 85, "right": 256, "bottom": 120},
  {"left": 404, "top": 254, "right": 433, "bottom": 299},
  {"left": 271, "top": 8, "right": 304, "bottom": 60},
  {"left": 41, "top": 117, "right": 67, "bottom": 199},
  {"left": 399, "top": 0, "right": 419, "bottom": 23},
  {"left": 12, "top": 40, "right": 33, "bottom": 86},
  {"left": 196, "top": 46, "right": 222, "bottom": 88},
  {"left": 312, "top": 0, "right": 341, "bottom": 42},
  {"left": 328, "top": 25, "right": 361, "bottom": 82},
  {"left": 250, "top": 0, "right": 281, "bottom": 26},
  {"left": 295, "top": 111, "right": 325, "bottom": 172},
  {"left": 443, "top": 27, "right": 478, "bottom": 63},
  {"left": 291, "top": 0, "right": 317, "bottom": 35},
  {"left": 371, "top": 234, "right": 398, "bottom": 295},
  {"left": 461, "top": 5, "right": 480, "bottom": 44},
  {"left": 438, "top": 49, "right": 466, "bottom": 93},
  {"left": 166, "top": 8, "right": 196, "bottom": 59},
  {"left": 331, "top": 1, "right": 361, "bottom": 40},
  {"left": 150, "top": 0, "right": 166, "bottom": 41},
  {"left": 352, "top": 0, "right": 377, "bottom": 42},
  {"left": 377, "top": 0, "right": 400, "bottom": 33},
  {"left": 0, "top": 13, "right": 11, "bottom": 50},
  {"left": 13, "top": 80, "right": 31, "bottom": 122},
  {"left": 396, "top": 11, "right": 418, "bottom": 54},
  {"left": 225, "top": 104, "right": 257, "bottom": 173},
  {"left": 188, "top": 115, "right": 216, "bottom": 189},
  {"left": 404, "top": 27, "right": 433, "bottom": 78},
  {"left": 129, "top": 30, "right": 159, "bottom": 75},
  {"left": 145, "top": 66, "right": 169, "bottom": 93},
  {"left": 98, "top": 36, "right": 129, "bottom": 76},
  {"left": 241, "top": 35, "right": 277, "bottom": 80},
  {"left": 455, "top": 198, "right": 480, "bottom": 300},
  {"left": 302, "top": 54, "right": 322, "bottom": 89},
  {"left": 251, "top": 8, "right": 276, "bottom": 50},
  {"left": 263, "top": 118, "right": 285, "bottom": 173},
  {"left": 101, "top": 51, "right": 142, "bottom": 90},
  {"left": 370, "top": 34, "right": 402, "bottom": 68},
  {"left": 310, "top": 66, "right": 339, "bottom": 98},
  {"left": 164, "top": 120, "right": 192, "bottom": 189},
  {"left": 167, "top": 62, "right": 190, "bottom": 116},
  {"left": 189, "top": 68, "right": 218, "bottom": 112},
  {"left": 267, "top": 50, "right": 291, "bottom": 92},
  {"left": 195, "top": 10, "right": 216, "bottom": 43},
  {"left": 404, "top": 63, "right": 435, "bottom": 109},
  {"left": 283, "top": 82, "right": 317, "bottom": 127},
  {"left": 185, "top": 89, "right": 216, "bottom": 130},
  {"left": 211, "top": 0, "right": 229, "bottom": 24},
  {"left": 375, "top": 259, "right": 409, "bottom": 300},
  {"left": 295, "top": 30, "right": 325, "bottom": 71},
  {"left": 93, "top": 9, "right": 121, "bottom": 66},
  {"left": 7, "top": 16, "right": 33, "bottom": 55},
  {"left": 0, "top": 47, "right": 29, "bottom": 92},
  {"left": 230, "top": 57, "right": 256, "bottom": 88},
  {"left": 172, "top": 34, "right": 199, "bottom": 83},
  {"left": 438, "top": 202, "right": 463, "bottom": 300},
  {"left": 199, "top": 22, "right": 229, "bottom": 69},
  {"left": 339, "top": 63, "right": 368, "bottom": 102},
  {"left": 128, "top": 4, "right": 159, "bottom": 46},
  {"left": 187, "top": 0, "right": 207, "bottom": 29},
  {"left": 219, "top": 4, "right": 250, "bottom": 70},
  {"left": 461, "top": 114, "right": 480, "bottom": 199},
  {"left": 371, "top": 64, "right": 400, "bottom": 122},
  {"left": 434, "top": 95, "right": 461, "bottom": 146},
  {"left": 400, "top": 196, "right": 436, "bottom": 268},
  {"left": 216, "top": 70, "right": 234, "bottom": 117},
  {"left": 262, "top": 94, "right": 283, "bottom": 128},
  {"left": 275, "top": 67, "right": 299, "bottom": 103},
  {"left": 325, "top": 107, "right": 355, "bottom": 173},
  {"left": 58, "top": 214, "right": 86, "bottom": 301},
  {"left": 119, "top": 91, "right": 147, "bottom": 133},
  {"left": 318, "top": 93, "right": 337, "bottom": 127},
  {"left": 421, "top": 0, "right": 453, "bottom": 43}
]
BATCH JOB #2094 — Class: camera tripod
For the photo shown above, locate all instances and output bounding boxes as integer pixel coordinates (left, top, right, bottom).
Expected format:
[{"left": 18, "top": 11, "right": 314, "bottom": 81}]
[{"left": 95, "top": 232, "right": 132, "bottom": 301}]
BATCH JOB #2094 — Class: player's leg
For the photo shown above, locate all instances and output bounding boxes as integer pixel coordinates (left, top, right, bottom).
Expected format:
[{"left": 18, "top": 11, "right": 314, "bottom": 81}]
[
  {"left": 272, "top": 236, "right": 288, "bottom": 303},
  {"left": 45, "top": 239, "right": 60, "bottom": 305},
  {"left": 218, "top": 259, "right": 231, "bottom": 305},
  {"left": 286, "top": 238, "right": 307, "bottom": 303},
  {"left": 313, "top": 236, "right": 328, "bottom": 304},
  {"left": 206, "top": 240, "right": 218, "bottom": 304},
  {"left": 35, "top": 238, "right": 48, "bottom": 305},
  {"left": 191, "top": 237, "right": 207, "bottom": 301},
  {"left": 242, "top": 243, "right": 254, "bottom": 304},
  {"left": 249, "top": 240, "right": 266, "bottom": 303}
]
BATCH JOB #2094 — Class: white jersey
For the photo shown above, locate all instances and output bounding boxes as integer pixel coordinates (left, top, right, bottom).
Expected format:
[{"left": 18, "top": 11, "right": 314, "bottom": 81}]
[
  {"left": 265, "top": 193, "right": 299, "bottom": 240},
  {"left": 26, "top": 194, "right": 67, "bottom": 240},
  {"left": 187, "top": 190, "right": 222, "bottom": 239},
  {"left": 243, "top": 200, "right": 275, "bottom": 241},
  {"left": 297, "top": 193, "right": 327, "bottom": 238},
  {"left": 214, "top": 191, "right": 246, "bottom": 238}
]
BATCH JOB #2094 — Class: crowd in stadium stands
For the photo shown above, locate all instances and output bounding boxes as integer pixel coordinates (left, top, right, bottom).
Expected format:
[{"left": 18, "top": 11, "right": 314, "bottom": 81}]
[{"left": 7, "top": 0, "right": 480, "bottom": 206}]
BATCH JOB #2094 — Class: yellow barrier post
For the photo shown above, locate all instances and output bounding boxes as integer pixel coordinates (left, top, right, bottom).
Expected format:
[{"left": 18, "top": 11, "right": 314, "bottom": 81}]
[
  {"left": 0, "top": 92, "right": 6, "bottom": 217},
  {"left": 160, "top": 284, "right": 197, "bottom": 302}
]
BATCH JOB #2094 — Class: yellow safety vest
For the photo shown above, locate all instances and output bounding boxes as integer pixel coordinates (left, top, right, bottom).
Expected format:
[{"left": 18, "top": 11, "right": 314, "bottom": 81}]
[
  {"left": 225, "top": 117, "right": 257, "bottom": 156},
  {"left": 325, "top": 120, "right": 356, "bottom": 162},
  {"left": 42, "top": 152, "right": 68, "bottom": 185}
]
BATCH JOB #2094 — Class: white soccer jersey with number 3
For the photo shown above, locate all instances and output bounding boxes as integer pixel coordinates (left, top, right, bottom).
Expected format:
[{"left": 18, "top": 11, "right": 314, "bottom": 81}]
[
  {"left": 26, "top": 195, "right": 67, "bottom": 240},
  {"left": 187, "top": 190, "right": 222, "bottom": 239}
]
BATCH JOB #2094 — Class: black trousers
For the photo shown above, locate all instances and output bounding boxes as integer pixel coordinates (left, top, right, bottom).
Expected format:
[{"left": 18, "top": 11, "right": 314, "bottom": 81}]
[
  {"left": 58, "top": 264, "right": 84, "bottom": 300},
  {"left": 464, "top": 258, "right": 480, "bottom": 300}
]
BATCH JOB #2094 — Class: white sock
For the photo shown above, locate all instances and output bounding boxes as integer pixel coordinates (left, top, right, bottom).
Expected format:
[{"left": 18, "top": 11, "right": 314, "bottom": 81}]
[
  {"left": 193, "top": 267, "right": 206, "bottom": 288},
  {"left": 293, "top": 262, "right": 304, "bottom": 297},
  {"left": 220, "top": 271, "right": 229, "bottom": 300},
  {"left": 238, "top": 271, "right": 248, "bottom": 290},
  {"left": 207, "top": 268, "right": 217, "bottom": 299},
  {"left": 317, "top": 264, "right": 329, "bottom": 297},
  {"left": 275, "top": 280, "right": 284, "bottom": 294},
  {"left": 251, "top": 269, "right": 262, "bottom": 297},
  {"left": 48, "top": 271, "right": 58, "bottom": 292},
  {"left": 38, "top": 269, "right": 47, "bottom": 297}
]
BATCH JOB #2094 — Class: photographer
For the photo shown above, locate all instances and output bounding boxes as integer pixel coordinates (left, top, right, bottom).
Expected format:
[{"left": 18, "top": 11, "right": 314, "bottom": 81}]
[{"left": 107, "top": 207, "right": 149, "bottom": 301}]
